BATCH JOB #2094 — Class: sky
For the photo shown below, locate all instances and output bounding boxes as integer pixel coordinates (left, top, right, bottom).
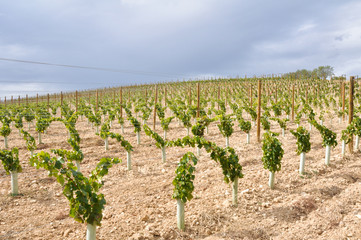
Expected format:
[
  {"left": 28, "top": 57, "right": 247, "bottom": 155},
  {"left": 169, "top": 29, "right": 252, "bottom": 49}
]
[{"left": 1, "top": 0, "right": 361, "bottom": 99}]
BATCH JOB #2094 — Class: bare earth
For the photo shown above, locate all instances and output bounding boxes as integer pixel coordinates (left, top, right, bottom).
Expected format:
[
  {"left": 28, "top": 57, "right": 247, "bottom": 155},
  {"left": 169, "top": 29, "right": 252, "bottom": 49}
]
[{"left": 0, "top": 114, "right": 360, "bottom": 240}]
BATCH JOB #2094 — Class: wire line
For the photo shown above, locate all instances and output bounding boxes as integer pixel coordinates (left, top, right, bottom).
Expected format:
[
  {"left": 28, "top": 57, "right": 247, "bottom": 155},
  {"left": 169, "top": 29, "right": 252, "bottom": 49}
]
[{"left": 0, "top": 57, "right": 187, "bottom": 78}]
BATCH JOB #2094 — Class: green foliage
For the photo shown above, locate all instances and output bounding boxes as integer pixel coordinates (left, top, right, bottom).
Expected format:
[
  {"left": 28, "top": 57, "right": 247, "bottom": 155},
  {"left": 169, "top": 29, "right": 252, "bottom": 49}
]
[
  {"left": 109, "top": 132, "right": 133, "bottom": 152},
  {"left": 243, "top": 106, "right": 257, "bottom": 122},
  {"left": 139, "top": 103, "right": 152, "bottom": 122},
  {"left": 21, "top": 130, "right": 37, "bottom": 152},
  {"left": 217, "top": 114, "right": 234, "bottom": 137},
  {"left": 129, "top": 116, "right": 141, "bottom": 133},
  {"left": 13, "top": 112, "right": 23, "bottom": 129},
  {"left": 23, "top": 107, "right": 35, "bottom": 123},
  {"left": 30, "top": 152, "right": 120, "bottom": 226},
  {"left": 261, "top": 132, "right": 284, "bottom": 173},
  {"left": 270, "top": 117, "right": 289, "bottom": 130},
  {"left": 155, "top": 103, "right": 166, "bottom": 120},
  {"left": 168, "top": 136, "right": 243, "bottom": 184},
  {"left": 341, "top": 124, "right": 353, "bottom": 144},
  {"left": 272, "top": 102, "right": 282, "bottom": 116},
  {"left": 52, "top": 116, "right": 84, "bottom": 163},
  {"left": 217, "top": 100, "right": 226, "bottom": 113},
  {"left": 311, "top": 120, "right": 338, "bottom": 147},
  {"left": 98, "top": 121, "right": 111, "bottom": 140},
  {"left": 172, "top": 152, "right": 198, "bottom": 203},
  {"left": 160, "top": 116, "right": 174, "bottom": 132},
  {"left": 290, "top": 127, "right": 311, "bottom": 155},
  {"left": 295, "top": 111, "right": 303, "bottom": 124},
  {"left": 49, "top": 103, "right": 59, "bottom": 116},
  {"left": 0, "top": 112, "right": 12, "bottom": 137},
  {"left": 236, "top": 115, "right": 251, "bottom": 134},
  {"left": 191, "top": 117, "right": 213, "bottom": 137},
  {"left": 35, "top": 107, "right": 53, "bottom": 133},
  {"left": 0, "top": 122, "right": 11, "bottom": 137},
  {"left": 0, "top": 148, "right": 22, "bottom": 174},
  {"left": 352, "top": 116, "right": 361, "bottom": 137},
  {"left": 87, "top": 111, "right": 102, "bottom": 127},
  {"left": 118, "top": 116, "right": 124, "bottom": 125},
  {"left": 260, "top": 116, "right": 270, "bottom": 131},
  {"left": 179, "top": 111, "right": 192, "bottom": 128},
  {"left": 143, "top": 124, "right": 166, "bottom": 148}
]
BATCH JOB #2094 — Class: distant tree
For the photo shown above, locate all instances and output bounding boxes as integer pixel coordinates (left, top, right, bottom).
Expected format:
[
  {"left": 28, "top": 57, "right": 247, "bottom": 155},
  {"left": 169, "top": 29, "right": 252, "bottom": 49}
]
[
  {"left": 315, "top": 65, "right": 334, "bottom": 79},
  {"left": 283, "top": 66, "right": 334, "bottom": 80},
  {"left": 295, "top": 69, "right": 312, "bottom": 79}
]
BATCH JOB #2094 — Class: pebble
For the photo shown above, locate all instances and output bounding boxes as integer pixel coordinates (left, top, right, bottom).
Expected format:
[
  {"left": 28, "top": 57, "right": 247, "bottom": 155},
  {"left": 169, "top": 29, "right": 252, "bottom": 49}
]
[
  {"left": 262, "top": 202, "right": 271, "bottom": 208},
  {"left": 240, "top": 189, "right": 250, "bottom": 194},
  {"left": 141, "top": 215, "right": 149, "bottom": 222},
  {"left": 63, "top": 229, "right": 72, "bottom": 237},
  {"left": 355, "top": 215, "right": 361, "bottom": 219}
]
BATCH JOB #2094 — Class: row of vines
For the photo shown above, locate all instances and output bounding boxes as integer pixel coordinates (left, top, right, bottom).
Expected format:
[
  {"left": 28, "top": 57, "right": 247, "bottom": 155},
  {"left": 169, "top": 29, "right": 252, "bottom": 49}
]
[{"left": 0, "top": 75, "right": 359, "bottom": 239}]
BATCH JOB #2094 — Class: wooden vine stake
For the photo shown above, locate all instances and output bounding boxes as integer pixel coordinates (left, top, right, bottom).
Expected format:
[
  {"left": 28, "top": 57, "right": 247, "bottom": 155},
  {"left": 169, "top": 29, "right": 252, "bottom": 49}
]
[
  {"left": 47, "top": 94, "right": 50, "bottom": 111},
  {"left": 342, "top": 81, "right": 345, "bottom": 121},
  {"left": 339, "top": 80, "right": 342, "bottom": 119},
  {"left": 60, "top": 92, "right": 63, "bottom": 118},
  {"left": 250, "top": 84, "right": 253, "bottom": 106},
  {"left": 217, "top": 86, "right": 220, "bottom": 110},
  {"left": 197, "top": 83, "right": 200, "bottom": 118},
  {"left": 120, "top": 87, "right": 123, "bottom": 117},
  {"left": 188, "top": 86, "right": 191, "bottom": 106},
  {"left": 153, "top": 85, "right": 158, "bottom": 130},
  {"left": 257, "top": 80, "right": 262, "bottom": 142},
  {"left": 291, "top": 84, "right": 295, "bottom": 121},
  {"left": 75, "top": 91, "right": 78, "bottom": 112},
  {"left": 18, "top": 96, "right": 20, "bottom": 106},
  {"left": 275, "top": 86, "right": 278, "bottom": 103},
  {"left": 96, "top": 90, "right": 99, "bottom": 112},
  {"left": 349, "top": 76, "right": 354, "bottom": 153},
  {"left": 36, "top": 93, "right": 39, "bottom": 106}
]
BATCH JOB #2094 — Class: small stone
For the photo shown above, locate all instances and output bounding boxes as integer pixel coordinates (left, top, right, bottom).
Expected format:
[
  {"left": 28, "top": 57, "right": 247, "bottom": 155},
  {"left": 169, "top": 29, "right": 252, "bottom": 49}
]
[
  {"left": 63, "top": 229, "right": 72, "bottom": 237},
  {"left": 355, "top": 214, "right": 361, "bottom": 219},
  {"left": 222, "top": 199, "right": 231, "bottom": 208},
  {"left": 241, "top": 189, "right": 250, "bottom": 194},
  {"left": 141, "top": 215, "right": 149, "bottom": 222}
]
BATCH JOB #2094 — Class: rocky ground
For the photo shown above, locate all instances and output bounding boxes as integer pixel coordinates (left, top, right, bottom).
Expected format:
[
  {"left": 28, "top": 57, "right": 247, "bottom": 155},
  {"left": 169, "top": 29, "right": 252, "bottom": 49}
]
[{"left": 0, "top": 113, "right": 360, "bottom": 240}]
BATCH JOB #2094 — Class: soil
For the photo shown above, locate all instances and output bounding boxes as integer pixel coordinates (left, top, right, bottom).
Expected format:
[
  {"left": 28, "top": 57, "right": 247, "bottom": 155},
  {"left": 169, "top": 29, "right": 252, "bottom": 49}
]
[{"left": 0, "top": 113, "right": 360, "bottom": 240}]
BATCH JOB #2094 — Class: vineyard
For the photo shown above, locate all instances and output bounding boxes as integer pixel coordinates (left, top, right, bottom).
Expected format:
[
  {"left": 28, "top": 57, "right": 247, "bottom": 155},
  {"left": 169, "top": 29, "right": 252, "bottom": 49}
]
[{"left": 0, "top": 76, "right": 361, "bottom": 239}]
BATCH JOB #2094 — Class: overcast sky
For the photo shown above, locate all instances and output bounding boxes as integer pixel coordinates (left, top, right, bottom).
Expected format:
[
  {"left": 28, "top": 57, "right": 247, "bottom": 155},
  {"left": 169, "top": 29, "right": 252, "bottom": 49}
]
[{"left": 1, "top": 0, "right": 361, "bottom": 99}]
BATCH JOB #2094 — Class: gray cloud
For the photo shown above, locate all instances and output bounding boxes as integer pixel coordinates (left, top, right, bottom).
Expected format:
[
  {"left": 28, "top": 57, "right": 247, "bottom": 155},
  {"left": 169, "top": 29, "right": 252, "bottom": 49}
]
[{"left": 0, "top": 0, "right": 360, "bottom": 98}]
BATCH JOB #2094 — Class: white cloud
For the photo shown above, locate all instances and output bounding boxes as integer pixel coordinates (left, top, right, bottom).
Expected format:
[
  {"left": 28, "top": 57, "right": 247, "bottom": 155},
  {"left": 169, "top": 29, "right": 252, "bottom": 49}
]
[
  {"left": 296, "top": 23, "right": 316, "bottom": 33},
  {"left": 0, "top": 42, "right": 39, "bottom": 58},
  {"left": 1, "top": 0, "right": 361, "bottom": 98}
]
